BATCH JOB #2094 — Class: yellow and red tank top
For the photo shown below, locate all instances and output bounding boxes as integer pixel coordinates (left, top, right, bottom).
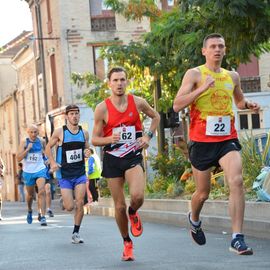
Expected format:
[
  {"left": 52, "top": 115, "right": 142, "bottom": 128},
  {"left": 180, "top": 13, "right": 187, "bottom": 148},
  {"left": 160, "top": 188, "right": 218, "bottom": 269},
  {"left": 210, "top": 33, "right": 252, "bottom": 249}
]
[
  {"left": 189, "top": 65, "right": 238, "bottom": 142},
  {"left": 103, "top": 94, "right": 143, "bottom": 157}
]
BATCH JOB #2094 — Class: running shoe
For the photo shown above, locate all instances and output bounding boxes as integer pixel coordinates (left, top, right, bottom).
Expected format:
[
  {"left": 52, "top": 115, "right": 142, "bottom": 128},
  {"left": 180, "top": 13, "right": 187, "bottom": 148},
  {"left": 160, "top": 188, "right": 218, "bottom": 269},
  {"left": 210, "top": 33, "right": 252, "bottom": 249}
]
[
  {"left": 122, "top": 241, "right": 134, "bottom": 261},
  {"left": 229, "top": 234, "right": 253, "bottom": 255},
  {"left": 129, "top": 212, "right": 143, "bottom": 237},
  {"left": 47, "top": 210, "right": 54, "bottom": 217},
  {"left": 71, "top": 232, "right": 84, "bottom": 244},
  {"left": 37, "top": 213, "right": 41, "bottom": 221},
  {"left": 188, "top": 212, "right": 206, "bottom": 245},
  {"left": 40, "top": 216, "right": 47, "bottom": 226},
  {"left": 26, "top": 211, "right": 33, "bottom": 224}
]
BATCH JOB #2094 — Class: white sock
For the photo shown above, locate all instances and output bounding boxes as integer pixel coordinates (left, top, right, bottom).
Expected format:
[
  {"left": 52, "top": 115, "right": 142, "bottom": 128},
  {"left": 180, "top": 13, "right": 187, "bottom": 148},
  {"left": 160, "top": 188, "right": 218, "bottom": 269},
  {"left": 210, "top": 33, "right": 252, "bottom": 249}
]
[
  {"left": 232, "top": 233, "right": 242, "bottom": 239},
  {"left": 190, "top": 216, "right": 200, "bottom": 226}
]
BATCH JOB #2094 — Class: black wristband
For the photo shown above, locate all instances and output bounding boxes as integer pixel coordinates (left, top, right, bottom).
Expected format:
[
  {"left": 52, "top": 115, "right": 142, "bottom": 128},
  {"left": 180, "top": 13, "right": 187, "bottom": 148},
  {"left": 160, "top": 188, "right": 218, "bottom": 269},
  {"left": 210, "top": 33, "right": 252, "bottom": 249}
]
[
  {"left": 146, "top": 131, "right": 153, "bottom": 139},
  {"left": 245, "top": 101, "right": 249, "bottom": 109}
]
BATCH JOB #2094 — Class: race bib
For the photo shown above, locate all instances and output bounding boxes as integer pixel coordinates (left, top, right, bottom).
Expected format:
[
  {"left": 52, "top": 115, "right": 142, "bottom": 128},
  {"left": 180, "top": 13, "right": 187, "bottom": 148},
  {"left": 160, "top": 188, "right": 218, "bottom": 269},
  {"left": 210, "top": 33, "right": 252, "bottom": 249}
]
[
  {"left": 113, "top": 126, "right": 136, "bottom": 143},
  {"left": 66, "top": 149, "right": 83, "bottom": 163},
  {"left": 206, "top": 116, "right": 231, "bottom": 136},
  {"left": 26, "top": 153, "right": 42, "bottom": 163}
]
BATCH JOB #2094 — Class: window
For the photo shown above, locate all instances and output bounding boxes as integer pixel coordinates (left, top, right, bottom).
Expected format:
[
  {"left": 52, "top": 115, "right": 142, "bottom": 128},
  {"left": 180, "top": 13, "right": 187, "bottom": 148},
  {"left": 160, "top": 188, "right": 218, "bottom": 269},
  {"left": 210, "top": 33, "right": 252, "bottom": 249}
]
[
  {"left": 238, "top": 112, "right": 261, "bottom": 130},
  {"left": 251, "top": 114, "right": 260, "bottom": 129},
  {"left": 239, "top": 114, "right": 248, "bottom": 129},
  {"left": 93, "top": 47, "right": 109, "bottom": 80}
]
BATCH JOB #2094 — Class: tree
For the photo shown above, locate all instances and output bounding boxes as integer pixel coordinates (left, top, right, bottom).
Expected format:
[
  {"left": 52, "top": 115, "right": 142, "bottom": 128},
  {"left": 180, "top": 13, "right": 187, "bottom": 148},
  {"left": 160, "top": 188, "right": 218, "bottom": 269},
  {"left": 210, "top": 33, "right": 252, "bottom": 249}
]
[
  {"left": 74, "top": 0, "right": 270, "bottom": 109},
  {"left": 72, "top": 0, "right": 270, "bottom": 151}
]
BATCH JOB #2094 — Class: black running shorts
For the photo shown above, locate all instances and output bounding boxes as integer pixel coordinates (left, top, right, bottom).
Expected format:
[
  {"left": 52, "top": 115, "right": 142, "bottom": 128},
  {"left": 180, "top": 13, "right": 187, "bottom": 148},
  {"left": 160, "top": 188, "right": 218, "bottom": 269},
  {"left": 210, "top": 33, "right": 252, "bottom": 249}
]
[
  {"left": 102, "top": 152, "right": 144, "bottom": 178},
  {"left": 188, "top": 139, "right": 242, "bottom": 171}
]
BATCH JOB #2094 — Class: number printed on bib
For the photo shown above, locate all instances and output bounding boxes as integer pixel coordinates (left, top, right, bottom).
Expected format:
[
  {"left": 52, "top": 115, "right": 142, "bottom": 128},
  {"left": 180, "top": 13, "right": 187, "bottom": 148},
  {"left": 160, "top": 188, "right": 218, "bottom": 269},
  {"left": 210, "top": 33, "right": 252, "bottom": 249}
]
[
  {"left": 66, "top": 149, "right": 83, "bottom": 163},
  {"left": 113, "top": 126, "right": 136, "bottom": 143},
  {"left": 26, "top": 153, "right": 42, "bottom": 163},
  {"left": 206, "top": 116, "right": 231, "bottom": 136}
]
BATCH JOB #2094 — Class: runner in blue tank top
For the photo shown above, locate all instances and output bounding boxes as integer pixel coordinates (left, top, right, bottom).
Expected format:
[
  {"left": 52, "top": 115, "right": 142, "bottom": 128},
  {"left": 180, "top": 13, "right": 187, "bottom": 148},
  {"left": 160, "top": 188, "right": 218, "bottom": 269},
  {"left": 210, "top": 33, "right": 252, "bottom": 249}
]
[
  {"left": 45, "top": 104, "right": 91, "bottom": 244},
  {"left": 17, "top": 124, "right": 47, "bottom": 226}
]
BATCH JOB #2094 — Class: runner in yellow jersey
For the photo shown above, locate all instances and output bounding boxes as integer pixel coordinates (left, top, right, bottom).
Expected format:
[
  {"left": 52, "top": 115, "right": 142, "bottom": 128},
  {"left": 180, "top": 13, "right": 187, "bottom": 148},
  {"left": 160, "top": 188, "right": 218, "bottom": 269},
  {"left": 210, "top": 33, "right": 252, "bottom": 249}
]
[{"left": 173, "top": 33, "right": 260, "bottom": 255}]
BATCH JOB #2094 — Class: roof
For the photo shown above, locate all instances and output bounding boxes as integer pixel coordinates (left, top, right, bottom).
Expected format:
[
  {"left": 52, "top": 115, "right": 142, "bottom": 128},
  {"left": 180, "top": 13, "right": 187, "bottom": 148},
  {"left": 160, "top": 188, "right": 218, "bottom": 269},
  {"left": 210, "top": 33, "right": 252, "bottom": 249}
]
[{"left": 0, "top": 31, "right": 33, "bottom": 58}]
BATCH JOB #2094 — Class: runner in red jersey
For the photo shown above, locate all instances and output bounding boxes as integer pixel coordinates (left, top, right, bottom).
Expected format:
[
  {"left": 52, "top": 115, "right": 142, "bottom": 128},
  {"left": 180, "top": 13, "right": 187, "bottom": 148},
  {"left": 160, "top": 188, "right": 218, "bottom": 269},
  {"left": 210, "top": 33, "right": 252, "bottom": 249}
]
[{"left": 92, "top": 67, "right": 160, "bottom": 261}]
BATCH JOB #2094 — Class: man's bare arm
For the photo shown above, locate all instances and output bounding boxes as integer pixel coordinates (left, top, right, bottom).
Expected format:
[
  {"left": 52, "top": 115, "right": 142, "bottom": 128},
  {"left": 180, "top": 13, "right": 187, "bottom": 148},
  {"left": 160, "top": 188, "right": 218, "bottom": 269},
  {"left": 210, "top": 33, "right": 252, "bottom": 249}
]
[
  {"left": 45, "top": 128, "right": 62, "bottom": 172},
  {"left": 173, "top": 68, "right": 214, "bottom": 112},
  {"left": 136, "top": 96, "right": 160, "bottom": 134},
  {"left": 231, "top": 71, "right": 260, "bottom": 113},
  {"left": 17, "top": 139, "right": 32, "bottom": 162},
  {"left": 91, "top": 102, "right": 120, "bottom": 146}
]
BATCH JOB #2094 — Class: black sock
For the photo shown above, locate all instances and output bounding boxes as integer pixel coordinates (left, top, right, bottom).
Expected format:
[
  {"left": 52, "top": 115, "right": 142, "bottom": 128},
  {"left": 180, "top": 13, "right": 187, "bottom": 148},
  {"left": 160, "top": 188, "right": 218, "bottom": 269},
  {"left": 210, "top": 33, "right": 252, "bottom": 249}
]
[
  {"left": 128, "top": 206, "right": 136, "bottom": 215},
  {"left": 123, "top": 235, "right": 132, "bottom": 242},
  {"left": 73, "top": 225, "right": 80, "bottom": 234}
]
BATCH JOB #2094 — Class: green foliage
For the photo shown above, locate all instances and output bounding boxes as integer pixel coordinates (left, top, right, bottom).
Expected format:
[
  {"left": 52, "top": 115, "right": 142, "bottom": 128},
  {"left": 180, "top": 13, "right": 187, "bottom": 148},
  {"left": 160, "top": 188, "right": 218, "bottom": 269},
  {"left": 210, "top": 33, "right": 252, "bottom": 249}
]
[
  {"left": 97, "top": 178, "right": 111, "bottom": 197},
  {"left": 104, "top": 0, "right": 161, "bottom": 21},
  {"left": 72, "top": 1, "right": 270, "bottom": 112},
  {"left": 240, "top": 132, "right": 270, "bottom": 194},
  {"left": 147, "top": 144, "right": 187, "bottom": 198}
]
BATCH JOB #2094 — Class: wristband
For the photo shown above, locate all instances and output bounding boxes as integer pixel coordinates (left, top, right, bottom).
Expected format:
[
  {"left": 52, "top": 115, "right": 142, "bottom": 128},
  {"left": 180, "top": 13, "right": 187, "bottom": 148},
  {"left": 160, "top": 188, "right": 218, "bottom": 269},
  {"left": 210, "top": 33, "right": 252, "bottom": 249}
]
[
  {"left": 146, "top": 131, "right": 153, "bottom": 139},
  {"left": 245, "top": 101, "right": 249, "bottom": 109}
]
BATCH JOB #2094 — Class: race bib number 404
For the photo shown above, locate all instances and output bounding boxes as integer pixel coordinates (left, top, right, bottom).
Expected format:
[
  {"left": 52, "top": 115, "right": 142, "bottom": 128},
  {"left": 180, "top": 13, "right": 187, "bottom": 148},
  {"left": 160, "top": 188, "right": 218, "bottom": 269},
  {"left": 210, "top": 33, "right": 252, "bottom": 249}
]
[
  {"left": 113, "top": 126, "right": 136, "bottom": 143},
  {"left": 66, "top": 149, "right": 83, "bottom": 163},
  {"left": 206, "top": 116, "right": 231, "bottom": 136}
]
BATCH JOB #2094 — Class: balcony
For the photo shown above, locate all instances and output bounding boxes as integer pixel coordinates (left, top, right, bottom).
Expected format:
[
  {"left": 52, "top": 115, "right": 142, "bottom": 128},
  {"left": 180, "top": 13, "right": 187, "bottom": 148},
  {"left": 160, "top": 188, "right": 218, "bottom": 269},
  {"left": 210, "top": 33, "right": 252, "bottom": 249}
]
[
  {"left": 241, "top": 76, "right": 261, "bottom": 93},
  {"left": 91, "top": 17, "right": 116, "bottom": 31}
]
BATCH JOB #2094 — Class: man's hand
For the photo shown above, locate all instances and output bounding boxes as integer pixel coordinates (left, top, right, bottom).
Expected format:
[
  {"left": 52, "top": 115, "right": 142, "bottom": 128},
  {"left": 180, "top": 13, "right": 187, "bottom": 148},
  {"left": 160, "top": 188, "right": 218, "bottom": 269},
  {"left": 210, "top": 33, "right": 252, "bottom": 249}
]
[
  {"left": 203, "top": 75, "right": 215, "bottom": 91},
  {"left": 246, "top": 101, "right": 260, "bottom": 113},
  {"left": 84, "top": 148, "right": 91, "bottom": 158},
  {"left": 26, "top": 143, "right": 33, "bottom": 151},
  {"left": 50, "top": 160, "right": 61, "bottom": 172},
  {"left": 137, "top": 136, "right": 150, "bottom": 149},
  {"left": 111, "top": 132, "right": 120, "bottom": 144}
]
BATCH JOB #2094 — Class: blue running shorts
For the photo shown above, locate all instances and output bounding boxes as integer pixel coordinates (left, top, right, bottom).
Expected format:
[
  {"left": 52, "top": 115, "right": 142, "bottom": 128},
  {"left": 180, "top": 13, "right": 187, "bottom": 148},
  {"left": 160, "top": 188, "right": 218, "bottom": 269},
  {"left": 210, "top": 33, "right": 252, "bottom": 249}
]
[
  {"left": 58, "top": 174, "right": 87, "bottom": 190},
  {"left": 23, "top": 168, "right": 48, "bottom": 186}
]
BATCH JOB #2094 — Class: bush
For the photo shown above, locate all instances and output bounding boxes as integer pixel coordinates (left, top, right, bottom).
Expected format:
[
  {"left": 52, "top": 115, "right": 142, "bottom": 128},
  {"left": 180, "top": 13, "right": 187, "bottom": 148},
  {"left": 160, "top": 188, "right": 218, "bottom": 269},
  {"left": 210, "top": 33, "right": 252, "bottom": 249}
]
[
  {"left": 147, "top": 144, "right": 187, "bottom": 198},
  {"left": 97, "top": 178, "right": 111, "bottom": 197}
]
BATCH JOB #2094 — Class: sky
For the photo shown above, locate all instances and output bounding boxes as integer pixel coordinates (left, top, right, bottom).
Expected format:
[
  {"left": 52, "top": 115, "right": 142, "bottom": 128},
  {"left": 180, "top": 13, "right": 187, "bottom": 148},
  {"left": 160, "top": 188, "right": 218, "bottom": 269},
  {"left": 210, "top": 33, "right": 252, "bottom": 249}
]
[{"left": 0, "top": 0, "right": 33, "bottom": 47}]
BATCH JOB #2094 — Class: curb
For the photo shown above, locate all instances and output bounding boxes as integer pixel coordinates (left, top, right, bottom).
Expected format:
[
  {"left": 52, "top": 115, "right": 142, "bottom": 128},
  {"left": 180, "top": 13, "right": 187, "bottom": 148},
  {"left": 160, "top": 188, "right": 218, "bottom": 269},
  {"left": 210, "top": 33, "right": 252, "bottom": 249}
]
[{"left": 89, "top": 198, "right": 270, "bottom": 240}]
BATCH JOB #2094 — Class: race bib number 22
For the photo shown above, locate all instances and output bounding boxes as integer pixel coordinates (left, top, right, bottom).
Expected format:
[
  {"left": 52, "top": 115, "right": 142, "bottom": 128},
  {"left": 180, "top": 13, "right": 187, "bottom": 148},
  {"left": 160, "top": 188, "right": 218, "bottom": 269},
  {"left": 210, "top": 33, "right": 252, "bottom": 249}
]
[{"left": 206, "top": 116, "right": 231, "bottom": 136}]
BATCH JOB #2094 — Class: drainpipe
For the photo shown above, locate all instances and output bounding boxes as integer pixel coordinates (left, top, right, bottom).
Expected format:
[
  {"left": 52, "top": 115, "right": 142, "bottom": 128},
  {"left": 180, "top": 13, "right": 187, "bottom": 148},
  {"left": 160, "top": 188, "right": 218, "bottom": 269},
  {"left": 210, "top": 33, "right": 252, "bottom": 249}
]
[{"left": 35, "top": 0, "right": 48, "bottom": 114}]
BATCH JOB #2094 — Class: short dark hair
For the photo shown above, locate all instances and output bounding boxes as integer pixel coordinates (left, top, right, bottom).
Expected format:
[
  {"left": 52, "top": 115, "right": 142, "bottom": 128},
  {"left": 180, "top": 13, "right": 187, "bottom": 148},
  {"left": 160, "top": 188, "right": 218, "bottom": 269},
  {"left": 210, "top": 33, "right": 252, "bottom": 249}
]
[
  {"left": 65, "top": 104, "right": 80, "bottom": 114},
  {"left": 18, "top": 163, "right": 23, "bottom": 167},
  {"left": 107, "top": 67, "right": 127, "bottom": 80},
  {"left": 203, "top": 33, "right": 224, "bottom": 47}
]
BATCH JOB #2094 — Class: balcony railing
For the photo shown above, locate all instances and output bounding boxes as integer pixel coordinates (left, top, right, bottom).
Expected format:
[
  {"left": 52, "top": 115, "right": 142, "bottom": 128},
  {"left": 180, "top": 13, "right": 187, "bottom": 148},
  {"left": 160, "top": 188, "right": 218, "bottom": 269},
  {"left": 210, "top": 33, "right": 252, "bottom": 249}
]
[
  {"left": 241, "top": 76, "right": 261, "bottom": 93},
  {"left": 91, "top": 17, "right": 116, "bottom": 31}
]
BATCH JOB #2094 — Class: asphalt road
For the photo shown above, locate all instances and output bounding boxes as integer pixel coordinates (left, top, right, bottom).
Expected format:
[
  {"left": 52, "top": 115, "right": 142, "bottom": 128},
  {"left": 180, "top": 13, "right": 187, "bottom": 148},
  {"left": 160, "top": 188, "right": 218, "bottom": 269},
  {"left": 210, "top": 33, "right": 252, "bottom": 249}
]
[{"left": 0, "top": 201, "right": 269, "bottom": 270}]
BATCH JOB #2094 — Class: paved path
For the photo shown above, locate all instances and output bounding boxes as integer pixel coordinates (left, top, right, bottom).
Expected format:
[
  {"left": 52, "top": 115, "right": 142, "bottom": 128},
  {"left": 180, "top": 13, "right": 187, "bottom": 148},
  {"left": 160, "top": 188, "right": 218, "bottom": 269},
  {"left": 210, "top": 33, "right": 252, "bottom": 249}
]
[{"left": 0, "top": 201, "right": 269, "bottom": 270}]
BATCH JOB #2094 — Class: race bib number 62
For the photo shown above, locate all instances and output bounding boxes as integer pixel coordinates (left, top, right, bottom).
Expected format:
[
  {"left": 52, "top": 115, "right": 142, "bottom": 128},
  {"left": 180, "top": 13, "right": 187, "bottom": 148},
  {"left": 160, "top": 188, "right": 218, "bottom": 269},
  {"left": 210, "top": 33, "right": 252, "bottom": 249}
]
[{"left": 113, "top": 126, "right": 136, "bottom": 143}]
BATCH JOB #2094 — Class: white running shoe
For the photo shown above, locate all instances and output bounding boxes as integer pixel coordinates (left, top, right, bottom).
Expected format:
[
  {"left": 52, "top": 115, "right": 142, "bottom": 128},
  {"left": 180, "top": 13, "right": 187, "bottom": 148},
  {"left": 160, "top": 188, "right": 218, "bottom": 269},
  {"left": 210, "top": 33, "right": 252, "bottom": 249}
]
[{"left": 71, "top": 232, "right": 84, "bottom": 244}]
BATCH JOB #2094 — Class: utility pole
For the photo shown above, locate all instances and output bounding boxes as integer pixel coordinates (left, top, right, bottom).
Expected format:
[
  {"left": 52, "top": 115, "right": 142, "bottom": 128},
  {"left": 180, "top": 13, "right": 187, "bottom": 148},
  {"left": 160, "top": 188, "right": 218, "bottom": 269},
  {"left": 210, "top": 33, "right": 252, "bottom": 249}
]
[{"left": 154, "top": 77, "right": 165, "bottom": 153}]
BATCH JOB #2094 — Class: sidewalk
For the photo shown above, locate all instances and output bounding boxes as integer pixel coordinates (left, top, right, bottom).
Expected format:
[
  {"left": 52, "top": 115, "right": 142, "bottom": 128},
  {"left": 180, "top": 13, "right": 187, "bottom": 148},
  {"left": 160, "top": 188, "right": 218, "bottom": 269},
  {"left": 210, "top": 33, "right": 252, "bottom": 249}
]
[{"left": 89, "top": 198, "right": 270, "bottom": 240}]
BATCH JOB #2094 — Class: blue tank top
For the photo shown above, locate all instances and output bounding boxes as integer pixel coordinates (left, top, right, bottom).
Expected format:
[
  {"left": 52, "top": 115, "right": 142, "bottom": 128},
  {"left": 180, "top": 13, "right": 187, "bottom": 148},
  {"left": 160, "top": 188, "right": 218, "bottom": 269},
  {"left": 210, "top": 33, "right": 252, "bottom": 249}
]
[
  {"left": 56, "top": 125, "right": 86, "bottom": 179},
  {"left": 23, "top": 138, "right": 46, "bottom": 173}
]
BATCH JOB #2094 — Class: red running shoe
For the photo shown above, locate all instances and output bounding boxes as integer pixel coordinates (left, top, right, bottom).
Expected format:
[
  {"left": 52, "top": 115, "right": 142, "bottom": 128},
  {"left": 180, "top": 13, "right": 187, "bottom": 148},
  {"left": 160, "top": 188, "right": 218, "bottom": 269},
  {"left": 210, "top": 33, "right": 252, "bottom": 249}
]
[
  {"left": 129, "top": 212, "right": 143, "bottom": 237},
  {"left": 122, "top": 241, "right": 134, "bottom": 261}
]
